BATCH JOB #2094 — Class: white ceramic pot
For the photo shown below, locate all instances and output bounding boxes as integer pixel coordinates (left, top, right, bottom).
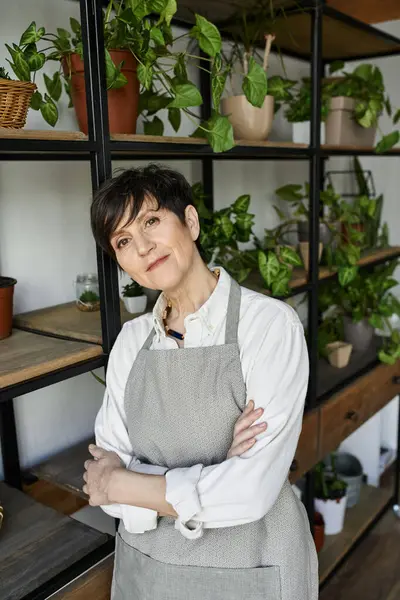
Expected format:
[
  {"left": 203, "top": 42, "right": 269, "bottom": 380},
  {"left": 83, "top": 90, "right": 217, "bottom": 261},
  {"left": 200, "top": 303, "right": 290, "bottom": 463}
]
[
  {"left": 299, "top": 241, "right": 323, "bottom": 272},
  {"left": 292, "top": 121, "right": 326, "bottom": 145},
  {"left": 123, "top": 294, "right": 147, "bottom": 314},
  {"left": 220, "top": 95, "right": 274, "bottom": 141},
  {"left": 315, "top": 495, "right": 347, "bottom": 535}
]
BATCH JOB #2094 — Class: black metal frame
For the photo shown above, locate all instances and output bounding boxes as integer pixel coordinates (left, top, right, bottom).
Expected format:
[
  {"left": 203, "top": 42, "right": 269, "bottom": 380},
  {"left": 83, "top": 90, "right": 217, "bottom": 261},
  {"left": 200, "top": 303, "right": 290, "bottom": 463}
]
[{"left": 1, "top": 0, "right": 400, "bottom": 597}]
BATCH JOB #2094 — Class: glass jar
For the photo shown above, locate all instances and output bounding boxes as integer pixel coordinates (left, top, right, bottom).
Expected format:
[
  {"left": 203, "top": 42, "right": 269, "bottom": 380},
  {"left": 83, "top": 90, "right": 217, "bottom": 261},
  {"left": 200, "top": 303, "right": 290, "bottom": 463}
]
[{"left": 75, "top": 273, "right": 100, "bottom": 312}]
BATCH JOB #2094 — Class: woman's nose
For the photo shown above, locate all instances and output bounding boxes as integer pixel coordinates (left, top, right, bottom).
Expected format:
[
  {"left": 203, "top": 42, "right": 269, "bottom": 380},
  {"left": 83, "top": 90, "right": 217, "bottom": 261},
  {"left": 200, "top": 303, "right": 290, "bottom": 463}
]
[{"left": 137, "top": 233, "right": 155, "bottom": 256}]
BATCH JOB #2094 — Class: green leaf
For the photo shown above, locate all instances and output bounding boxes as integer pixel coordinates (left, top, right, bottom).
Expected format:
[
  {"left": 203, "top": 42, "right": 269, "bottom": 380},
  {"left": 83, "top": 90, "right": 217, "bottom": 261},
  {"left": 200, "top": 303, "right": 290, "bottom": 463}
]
[
  {"left": 148, "top": 0, "right": 168, "bottom": 11},
  {"left": 44, "top": 72, "right": 62, "bottom": 101},
  {"left": 279, "top": 246, "right": 302, "bottom": 267},
  {"left": 174, "top": 54, "right": 187, "bottom": 82},
  {"left": 258, "top": 250, "right": 280, "bottom": 288},
  {"left": 91, "top": 371, "right": 106, "bottom": 386},
  {"left": 211, "top": 67, "right": 227, "bottom": 110},
  {"left": 375, "top": 131, "right": 400, "bottom": 154},
  {"left": 273, "top": 205, "right": 286, "bottom": 221},
  {"left": 137, "top": 63, "right": 154, "bottom": 90},
  {"left": 220, "top": 214, "right": 234, "bottom": 238},
  {"left": 168, "top": 83, "right": 202, "bottom": 109},
  {"left": 159, "top": 0, "right": 177, "bottom": 26},
  {"left": 232, "top": 194, "right": 250, "bottom": 214},
  {"left": 329, "top": 60, "right": 344, "bottom": 74},
  {"left": 5, "top": 44, "right": 18, "bottom": 62},
  {"left": 369, "top": 313, "right": 384, "bottom": 330},
  {"left": 30, "top": 90, "right": 43, "bottom": 110},
  {"left": 275, "top": 184, "right": 304, "bottom": 202},
  {"left": 338, "top": 266, "right": 358, "bottom": 286},
  {"left": 131, "top": 0, "right": 152, "bottom": 20},
  {"left": 150, "top": 27, "right": 165, "bottom": 46},
  {"left": 20, "top": 22, "right": 39, "bottom": 46},
  {"left": 168, "top": 107, "right": 181, "bottom": 132},
  {"left": 70, "top": 17, "right": 81, "bottom": 34},
  {"left": 271, "top": 271, "right": 291, "bottom": 297},
  {"left": 144, "top": 116, "right": 164, "bottom": 136},
  {"left": 353, "top": 63, "right": 373, "bottom": 81},
  {"left": 57, "top": 28, "right": 71, "bottom": 39},
  {"left": 243, "top": 57, "right": 267, "bottom": 108},
  {"left": 235, "top": 213, "right": 254, "bottom": 231},
  {"left": 205, "top": 113, "right": 234, "bottom": 153},
  {"left": 394, "top": 109, "right": 400, "bottom": 125},
  {"left": 190, "top": 15, "right": 221, "bottom": 58},
  {"left": 117, "top": 7, "right": 136, "bottom": 24},
  {"left": 40, "top": 97, "right": 58, "bottom": 127},
  {"left": 378, "top": 350, "right": 396, "bottom": 365},
  {"left": 14, "top": 53, "right": 31, "bottom": 81},
  {"left": 26, "top": 51, "right": 45, "bottom": 72},
  {"left": 104, "top": 49, "right": 117, "bottom": 89},
  {"left": 112, "top": 70, "right": 128, "bottom": 89}
]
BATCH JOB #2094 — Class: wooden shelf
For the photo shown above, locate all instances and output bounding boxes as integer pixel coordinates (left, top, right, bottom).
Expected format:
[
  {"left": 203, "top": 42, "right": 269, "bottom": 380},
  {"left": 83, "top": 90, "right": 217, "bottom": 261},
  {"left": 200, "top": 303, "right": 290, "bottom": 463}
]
[
  {"left": 318, "top": 483, "right": 392, "bottom": 584},
  {"left": 0, "top": 129, "right": 87, "bottom": 141},
  {"left": 321, "top": 144, "right": 400, "bottom": 156},
  {"left": 13, "top": 300, "right": 151, "bottom": 345},
  {"left": 0, "top": 482, "right": 109, "bottom": 600},
  {"left": 0, "top": 329, "right": 103, "bottom": 389},
  {"left": 30, "top": 437, "right": 95, "bottom": 500}
]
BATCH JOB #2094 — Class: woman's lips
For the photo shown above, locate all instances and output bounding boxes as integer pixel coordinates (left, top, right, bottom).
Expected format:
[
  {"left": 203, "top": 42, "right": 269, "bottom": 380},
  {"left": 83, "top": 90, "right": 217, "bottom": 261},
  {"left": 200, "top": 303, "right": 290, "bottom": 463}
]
[{"left": 147, "top": 255, "right": 169, "bottom": 271}]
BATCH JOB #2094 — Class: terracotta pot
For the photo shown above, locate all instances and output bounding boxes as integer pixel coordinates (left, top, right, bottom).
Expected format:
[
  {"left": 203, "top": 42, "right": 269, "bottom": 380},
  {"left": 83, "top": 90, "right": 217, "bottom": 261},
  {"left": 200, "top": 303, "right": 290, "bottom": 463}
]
[
  {"left": 313, "top": 512, "right": 325, "bottom": 553},
  {"left": 299, "top": 241, "right": 323, "bottom": 272},
  {"left": 62, "top": 50, "right": 140, "bottom": 134},
  {"left": 0, "top": 277, "right": 17, "bottom": 340},
  {"left": 325, "top": 97, "right": 377, "bottom": 147},
  {"left": 326, "top": 341, "right": 353, "bottom": 368},
  {"left": 220, "top": 95, "right": 274, "bottom": 141},
  {"left": 341, "top": 222, "right": 364, "bottom": 246}
]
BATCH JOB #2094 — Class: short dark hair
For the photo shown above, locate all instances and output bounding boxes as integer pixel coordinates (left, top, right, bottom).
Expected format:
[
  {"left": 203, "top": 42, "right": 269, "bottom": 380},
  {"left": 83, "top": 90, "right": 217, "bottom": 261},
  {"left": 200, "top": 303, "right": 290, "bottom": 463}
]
[{"left": 90, "top": 164, "right": 204, "bottom": 260}]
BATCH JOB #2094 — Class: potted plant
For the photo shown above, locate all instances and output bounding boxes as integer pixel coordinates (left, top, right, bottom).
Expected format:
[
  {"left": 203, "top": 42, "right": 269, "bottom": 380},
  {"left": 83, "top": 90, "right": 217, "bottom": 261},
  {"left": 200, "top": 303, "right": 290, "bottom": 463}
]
[
  {"left": 7, "top": 3, "right": 225, "bottom": 143},
  {"left": 0, "top": 65, "right": 36, "bottom": 129},
  {"left": 314, "top": 456, "right": 348, "bottom": 535},
  {"left": 122, "top": 279, "right": 147, "bottom": 314},
  {"left": 284, "top": 77, "right": 329, "bottom": 144},
  {"left": 324, "top": 62, "right": 400, "bottom": 152},
  {"left": 257, "top": 246, "right": 302, "bottom": 296},
  {"left": 0, "top": 276, "right": 17, "bottom": 340},
  {"left": 215, "top": 4, "right": 295, "bottom": 142},
  {"left": 313, "top": 512, "right": 325, "bottom": 553}
]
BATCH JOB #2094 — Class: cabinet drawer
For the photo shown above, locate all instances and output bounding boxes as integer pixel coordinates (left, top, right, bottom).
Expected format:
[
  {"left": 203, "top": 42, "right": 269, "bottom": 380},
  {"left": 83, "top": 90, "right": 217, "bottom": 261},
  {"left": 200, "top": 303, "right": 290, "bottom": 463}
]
[
  {"left": 289, "top": 410, "right": 319, "bottom": 483},
  {"left": 319, "top": 361, "right": 400, "bottom": 458}
]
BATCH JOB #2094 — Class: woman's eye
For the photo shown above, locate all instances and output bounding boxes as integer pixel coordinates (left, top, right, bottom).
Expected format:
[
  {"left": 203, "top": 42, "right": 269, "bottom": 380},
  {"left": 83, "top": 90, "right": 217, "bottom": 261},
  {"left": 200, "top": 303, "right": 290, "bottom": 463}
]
[
  {"left": 145, "top": 217, "right": 159, "bottom": 227},
  {"left": 116, "top": 238, "right": 129, "bottom": 249}
]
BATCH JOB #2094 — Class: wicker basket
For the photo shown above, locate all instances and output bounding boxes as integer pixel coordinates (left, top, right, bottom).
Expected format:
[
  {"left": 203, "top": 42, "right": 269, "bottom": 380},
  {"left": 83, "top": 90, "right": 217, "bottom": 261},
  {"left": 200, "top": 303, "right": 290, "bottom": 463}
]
[{"left": 0, "top": 79, "right": 37, "bottom": 129}]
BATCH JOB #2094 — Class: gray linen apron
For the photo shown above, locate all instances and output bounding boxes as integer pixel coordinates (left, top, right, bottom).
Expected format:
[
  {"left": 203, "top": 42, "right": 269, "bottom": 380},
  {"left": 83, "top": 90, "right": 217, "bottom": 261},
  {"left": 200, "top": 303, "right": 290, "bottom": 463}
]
[{"left": 111, "top": 277, "right": 318, "bottom": 600}]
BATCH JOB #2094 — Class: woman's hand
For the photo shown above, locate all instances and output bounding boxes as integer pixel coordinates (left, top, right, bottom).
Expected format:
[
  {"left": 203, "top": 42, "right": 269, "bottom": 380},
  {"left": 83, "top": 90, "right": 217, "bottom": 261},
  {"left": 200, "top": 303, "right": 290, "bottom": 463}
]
[
  {"left": 227, "top": 400, "right": 267, "bottom": 459},
  {"left": 82, "top": 444, "right": 124, "bottom": 506}
]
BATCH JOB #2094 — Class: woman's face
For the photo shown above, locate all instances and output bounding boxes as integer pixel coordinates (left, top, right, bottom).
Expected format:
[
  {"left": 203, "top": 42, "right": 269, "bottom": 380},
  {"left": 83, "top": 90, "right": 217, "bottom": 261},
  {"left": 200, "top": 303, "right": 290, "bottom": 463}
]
[{"left": 110, "top": 195, "right": 200, "bottom": 291}]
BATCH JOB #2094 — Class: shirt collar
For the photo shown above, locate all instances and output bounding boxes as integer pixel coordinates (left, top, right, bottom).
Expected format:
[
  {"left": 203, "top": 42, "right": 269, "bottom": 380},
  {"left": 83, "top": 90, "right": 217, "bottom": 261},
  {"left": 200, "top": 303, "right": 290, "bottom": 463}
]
[{"left": 152, "top": 266, "right": 231, "bottom": 339}]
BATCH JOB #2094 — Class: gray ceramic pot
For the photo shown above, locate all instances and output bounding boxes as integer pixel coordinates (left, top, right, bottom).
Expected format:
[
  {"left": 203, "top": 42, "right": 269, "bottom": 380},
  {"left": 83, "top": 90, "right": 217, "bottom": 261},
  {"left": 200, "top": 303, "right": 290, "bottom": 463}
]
[
  {"left": 335, "top": 452, "right": 363, "bottom": 508},
  {"left": 343, "top": 316, "right": 374, "bottom": 352},
  {"left": 297, "top": 221, "right": 337, "bottom": 245}
]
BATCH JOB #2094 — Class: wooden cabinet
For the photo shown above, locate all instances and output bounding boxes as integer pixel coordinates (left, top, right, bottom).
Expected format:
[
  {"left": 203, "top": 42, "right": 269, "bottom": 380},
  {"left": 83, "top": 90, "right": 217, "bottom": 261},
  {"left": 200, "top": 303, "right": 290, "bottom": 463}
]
[
  {"left": 51, "top": 555, "right": 114, "bottom": 600},
  {"left": 319, "top": 361, "right": 400, "bottom": 459},
  {"left": 289, "top": 409, "right": 319, "bottom": 483}
]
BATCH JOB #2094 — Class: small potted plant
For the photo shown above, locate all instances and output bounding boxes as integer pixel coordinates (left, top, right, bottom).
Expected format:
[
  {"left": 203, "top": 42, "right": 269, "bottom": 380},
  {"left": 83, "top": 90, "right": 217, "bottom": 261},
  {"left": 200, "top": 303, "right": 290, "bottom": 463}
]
[
  {"left": 284, "top": 77, "right": 329, "bottom": 144},
  {"left": 0, "top": 65, "right": 36, "bottom": 129},
  {"left": 122, "top": 279, "right": 147, "bottom": 314},
  {"left": 314, "top": 456, "right": 348, "bottom": 536},
  {"left": 313, "top": 512, "right": 325, "bottom": 553},
  {"left": 0, "top": 276, "right": 17, "bottom": 340},
  {"left": 324, "top": 62, "right": 400, "bottom": 152}
]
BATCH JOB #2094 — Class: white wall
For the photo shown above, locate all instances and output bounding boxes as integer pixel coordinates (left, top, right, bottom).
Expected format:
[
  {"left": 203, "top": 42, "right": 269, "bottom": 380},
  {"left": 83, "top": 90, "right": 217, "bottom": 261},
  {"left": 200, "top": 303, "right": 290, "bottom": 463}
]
[{"left": 0, "top": 1, "right": 399, "bottom": 479}]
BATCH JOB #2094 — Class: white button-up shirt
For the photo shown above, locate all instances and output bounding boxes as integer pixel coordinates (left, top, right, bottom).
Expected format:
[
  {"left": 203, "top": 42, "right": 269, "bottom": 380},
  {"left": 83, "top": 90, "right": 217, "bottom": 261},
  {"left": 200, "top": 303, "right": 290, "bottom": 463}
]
[{"left": 95, "top": 266, "right": 309, "bottom": 539}]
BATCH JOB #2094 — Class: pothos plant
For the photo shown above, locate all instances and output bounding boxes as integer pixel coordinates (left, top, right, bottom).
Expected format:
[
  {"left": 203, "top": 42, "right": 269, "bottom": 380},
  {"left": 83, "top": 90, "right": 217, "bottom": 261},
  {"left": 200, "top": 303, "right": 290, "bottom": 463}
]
[
  {"left": 318, "top": 260, "right": 400, "bottom": 364},
  {"left": 325, "top": 61, "right": 400, "bottom": 153},
  {"left": 315, "top": 455, "right": 347, "bottom": 501},
  {"left": 5, "top": 1, "right": 237, "bottom": 152},
  {"left": 284, "top": 76, "right": 330, "bottom": 123}
]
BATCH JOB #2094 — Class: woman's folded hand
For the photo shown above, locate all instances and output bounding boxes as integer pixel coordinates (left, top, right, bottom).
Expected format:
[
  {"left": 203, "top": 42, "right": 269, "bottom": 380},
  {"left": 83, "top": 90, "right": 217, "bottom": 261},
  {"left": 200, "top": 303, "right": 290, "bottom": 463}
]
[
  {"left": 82, "top": 444, "right": 124, "bottom": 506},
  {"left": 226, "top": 400, "right": 268, "bottom": 459}
]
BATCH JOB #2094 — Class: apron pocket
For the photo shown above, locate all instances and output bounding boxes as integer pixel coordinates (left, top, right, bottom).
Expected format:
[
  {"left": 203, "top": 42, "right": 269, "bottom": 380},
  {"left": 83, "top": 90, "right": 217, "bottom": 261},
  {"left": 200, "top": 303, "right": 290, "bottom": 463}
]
[{"left": 113, "top": 533, "right": 282, "bottom": 600}]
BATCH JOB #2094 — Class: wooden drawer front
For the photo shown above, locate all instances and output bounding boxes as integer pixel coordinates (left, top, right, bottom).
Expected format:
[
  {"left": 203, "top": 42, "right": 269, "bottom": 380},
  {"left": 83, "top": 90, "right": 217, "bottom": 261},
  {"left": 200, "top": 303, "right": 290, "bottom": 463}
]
[
  {"left": 319, "top": 361, "right": 400, "bottom": 458},
  {"left": 51, "top": 555, "right": 114, "bottom": 600},
  {"left": 289, "top": 410, "right": 319, "bottom": 483}
]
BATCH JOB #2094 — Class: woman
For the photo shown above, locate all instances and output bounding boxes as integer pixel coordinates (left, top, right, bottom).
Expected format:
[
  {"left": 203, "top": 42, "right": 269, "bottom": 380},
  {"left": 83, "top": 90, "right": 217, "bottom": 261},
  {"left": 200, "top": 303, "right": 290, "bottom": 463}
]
[{"left": 83, "top": 164, "right": 318, "bottom": 600}]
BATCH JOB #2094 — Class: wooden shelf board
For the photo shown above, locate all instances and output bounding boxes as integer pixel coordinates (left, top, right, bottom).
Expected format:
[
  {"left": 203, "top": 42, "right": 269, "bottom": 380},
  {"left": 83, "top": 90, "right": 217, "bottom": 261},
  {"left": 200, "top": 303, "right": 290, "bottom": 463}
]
[
  {"left": 0, "top": 329, "right": 103, "bottom": 389},
  {"left": 0, "top": 482, "right": 108, "bottom": 600},
  {"left": 318, "top": 483, "right": 392, "bottom": 584},
  {"left": 13, "top": 300, "right": 152, "bottom": 345},
  {"left": 111, "top": 133, "right": 308, "bottom": 149},
  {"left": 0, "top": 128, "right": 87, "bottom": 141},
  {"left": 30, "top": 437, "right": 96, "bottom": 500},
  {"left": 322, "top": 144, "right": 400, "bottom": 154}
]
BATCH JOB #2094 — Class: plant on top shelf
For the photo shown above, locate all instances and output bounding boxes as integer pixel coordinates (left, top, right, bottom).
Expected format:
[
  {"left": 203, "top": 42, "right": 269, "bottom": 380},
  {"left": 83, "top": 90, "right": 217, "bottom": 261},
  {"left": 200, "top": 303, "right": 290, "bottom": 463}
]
[
  {"left": 284, "top": 76, "right": 330, "bottom": 124},
  {"left": 6, "top": 1, "right": 232, "bottom": 150},
  {"left": 122, "top": 279, "right": 144, "bottom": 298},
  {"left": 324, "top": 61, "right": 400, "bottom": 153},
  {"left": 318, "top": 260, "right": 400, "bottom": 364}
]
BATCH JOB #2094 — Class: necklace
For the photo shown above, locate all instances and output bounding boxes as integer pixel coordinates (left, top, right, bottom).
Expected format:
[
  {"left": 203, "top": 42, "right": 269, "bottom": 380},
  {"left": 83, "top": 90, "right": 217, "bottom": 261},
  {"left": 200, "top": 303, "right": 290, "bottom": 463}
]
[{"left": 162, "top": 268, "right": 220, "bottom": 341}]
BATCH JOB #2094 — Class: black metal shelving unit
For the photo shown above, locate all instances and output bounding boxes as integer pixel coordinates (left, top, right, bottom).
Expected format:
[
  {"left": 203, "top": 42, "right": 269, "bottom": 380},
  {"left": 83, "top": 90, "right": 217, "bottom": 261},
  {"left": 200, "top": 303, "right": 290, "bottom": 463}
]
[{"left": 1, "top": 0, "right": 400, "bottom": 597}]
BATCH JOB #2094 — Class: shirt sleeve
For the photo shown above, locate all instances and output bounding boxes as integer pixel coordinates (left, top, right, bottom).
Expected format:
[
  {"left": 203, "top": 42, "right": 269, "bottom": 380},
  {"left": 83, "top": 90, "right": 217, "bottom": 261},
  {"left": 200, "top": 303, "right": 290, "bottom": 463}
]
[
  {"left": 165, "top": 311, "right": 309, "bottom": 539},
  {"left": 95, "top": 320, "right": 167, "bottom": 534}
]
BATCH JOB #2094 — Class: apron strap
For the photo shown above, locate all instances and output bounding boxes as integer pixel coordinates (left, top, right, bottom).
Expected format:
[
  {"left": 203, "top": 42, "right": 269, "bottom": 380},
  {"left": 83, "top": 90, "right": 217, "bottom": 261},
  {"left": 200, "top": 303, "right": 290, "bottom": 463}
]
[
  {"left": 141, "top": 326, "right": 156, "bottom": 350},
  {"left": 225, "top": 277, "right": 241, "bottom": 345}
]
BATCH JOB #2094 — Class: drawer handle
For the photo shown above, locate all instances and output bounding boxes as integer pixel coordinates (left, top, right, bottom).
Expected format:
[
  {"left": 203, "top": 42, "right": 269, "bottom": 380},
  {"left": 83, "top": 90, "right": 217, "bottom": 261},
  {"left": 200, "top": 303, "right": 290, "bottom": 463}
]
[
  {"left": 290, "top": 459, "right": 298, "bottom": 472},
  {"left": 392, "top": 376, "right": 400, "bottom": 385},
  {"left": 345, "top": 410, "right": 358, "bottom": 422}
]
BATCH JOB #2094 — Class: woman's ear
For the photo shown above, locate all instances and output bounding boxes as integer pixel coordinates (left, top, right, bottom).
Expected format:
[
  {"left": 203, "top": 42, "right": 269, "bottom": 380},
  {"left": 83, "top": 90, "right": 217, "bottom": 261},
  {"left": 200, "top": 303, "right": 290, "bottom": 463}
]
[{"left": 185, "top": 205, "right": 200, "bottom": 241}]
